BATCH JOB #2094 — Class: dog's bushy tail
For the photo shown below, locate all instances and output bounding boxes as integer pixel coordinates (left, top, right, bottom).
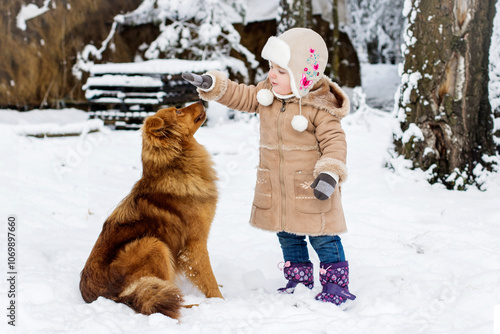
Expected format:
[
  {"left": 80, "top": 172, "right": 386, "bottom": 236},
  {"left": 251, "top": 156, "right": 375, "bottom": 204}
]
[{"left": 119, "top": 277, "right": 183, "bottom": 319}]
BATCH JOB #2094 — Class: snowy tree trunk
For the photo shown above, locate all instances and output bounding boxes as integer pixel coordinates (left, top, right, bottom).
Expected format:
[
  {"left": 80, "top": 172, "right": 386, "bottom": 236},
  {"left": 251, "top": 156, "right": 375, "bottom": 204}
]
[
  {"left": 488, "top": 0, "right": 500, "bottom": 152},
  {"left": 393, "top": 0, "right": 497, "bottom": 189},
  {"left": 331, "top": 0, "right": 341, "bottom": 83},
  {"left": 277, "top": 0, "right": 313, "bottom": 34}
]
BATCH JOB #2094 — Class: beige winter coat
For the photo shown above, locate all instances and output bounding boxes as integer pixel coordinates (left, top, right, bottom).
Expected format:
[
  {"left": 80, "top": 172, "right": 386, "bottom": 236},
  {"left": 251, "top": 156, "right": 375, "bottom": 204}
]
[{"left": 199, "top": 71, "right": 350, "bottom": 236}]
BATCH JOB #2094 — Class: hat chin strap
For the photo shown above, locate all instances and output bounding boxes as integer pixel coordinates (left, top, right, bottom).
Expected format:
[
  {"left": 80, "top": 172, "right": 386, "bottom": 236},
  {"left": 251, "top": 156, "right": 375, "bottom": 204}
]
[
  {"left": 259, "top": 79, "right": 308, "bottom": 132},
  {"left": 285, "top": 68, "right": 309, "bottom": 132},
  {"left": 291, "top": 98, "right": 308, "bottom": 132},
  {"left": 287, "top": 67, "right": 302, "bottom": 99},
  {"left": 271, "top": 88, "right": 308, "bottom": 133}
]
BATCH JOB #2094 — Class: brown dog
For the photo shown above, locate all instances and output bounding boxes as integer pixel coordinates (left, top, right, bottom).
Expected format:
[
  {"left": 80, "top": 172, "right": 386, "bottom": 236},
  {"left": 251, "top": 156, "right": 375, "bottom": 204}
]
[{"left": 80, "top": 101, "right": 222, "bottom": 319}]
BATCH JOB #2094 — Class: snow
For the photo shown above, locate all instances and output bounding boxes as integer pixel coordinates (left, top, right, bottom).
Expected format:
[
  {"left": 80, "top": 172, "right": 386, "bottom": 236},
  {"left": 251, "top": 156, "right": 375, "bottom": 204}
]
[
  {"left": 402, "top": 0, "right": 413, "bottom": 17},
  {"left": 360, "top": 64, "right": 400, "bottom": 111},
  {"left": 401, "top": 71, "right": 422, "bottom": 105},
  {"left": 0, "top": 108, "right": 89, "bottom": 126},
  {"left": 16, "top": 0, "right": 52, "bottom": 31},
  {"left": 81, "top": 21, "right": 119, "bottom": 63},
  {"left": 401, "top": 123, "right": 424, "bottom": 144},
  {"left": 0, "top": 108, "right": 104, "bottom": 138},
  {"left": 83, "top": 74, "right": 166, "bottom": 102},
  {"left": 237, "top": 0, "right": 348, "bottom": 25},
  {"left": 1, "top": 64, "right": 500, "bottom": 333},
  {"left": 88, "top": 59, "right": 225, "bottom": 76},
  {"left": 401, "top": 0, "right": 419, "bottom": 57},
  {"left": 81, "top": 59, "right": 228, "bottom": 103},
  {"left": 394, "top": 63, "right": 423, "bottom": 141},
  {"left": 84, "top": 75, "right": 164, "bottom": 89}
]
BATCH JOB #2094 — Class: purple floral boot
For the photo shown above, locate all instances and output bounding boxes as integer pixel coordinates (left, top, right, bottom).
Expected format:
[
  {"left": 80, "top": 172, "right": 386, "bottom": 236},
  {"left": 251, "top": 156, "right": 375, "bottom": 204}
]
[
  {"left": 278, "top": 261, "right": 314, "bottom": 294},
  {"left": 315, "top": 261, "right": 356, "bottom": 305}
]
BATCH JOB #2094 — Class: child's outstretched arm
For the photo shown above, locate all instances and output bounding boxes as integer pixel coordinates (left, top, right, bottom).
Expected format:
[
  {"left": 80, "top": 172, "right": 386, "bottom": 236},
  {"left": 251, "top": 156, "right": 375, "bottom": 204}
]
[{"left": 183, "top": 71, "right": 262, "bottom": 114}]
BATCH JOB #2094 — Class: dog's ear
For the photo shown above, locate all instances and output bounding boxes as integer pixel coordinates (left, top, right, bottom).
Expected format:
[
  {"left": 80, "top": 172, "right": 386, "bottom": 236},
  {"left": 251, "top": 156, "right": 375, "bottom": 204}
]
[{"left": 144, "top": 116, "right": 164, "bottom": 133}]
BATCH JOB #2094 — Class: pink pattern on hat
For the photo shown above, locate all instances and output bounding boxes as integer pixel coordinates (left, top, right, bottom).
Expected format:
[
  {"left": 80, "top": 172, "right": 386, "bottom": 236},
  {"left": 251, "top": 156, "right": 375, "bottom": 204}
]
[
  {"left": 300, "top": 48, "right": 320, "bottom": 91},
  {"left": 300, "top": 73, "right": 312, "bottom": 90}
]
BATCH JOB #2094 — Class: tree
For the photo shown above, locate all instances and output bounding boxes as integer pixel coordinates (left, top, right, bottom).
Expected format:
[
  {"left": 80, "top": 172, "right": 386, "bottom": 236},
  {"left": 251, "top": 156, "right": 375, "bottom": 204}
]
[
  {"left": 392, "top": 0, "right": 497, "bottom": 190},
  {"left": 345, "top": 0, "right": 405, "bottom": 64},
  {"left": 277, "top": 0, "right": 313, "bottom": 34},
  {"left": 276, "top": 0, "right": 351, "bottom": 86},
  {"left": 488, "top": 0, "right": 500, "bottom": 153},
  {"left": 0, "top": 0, "right": 143, "bottom": 109},
  {"left": 75, "top": 0, "right": 257, "bottom": 80},
  {"left": 331, "top": 0, "right": 341, "bottom": 83}
]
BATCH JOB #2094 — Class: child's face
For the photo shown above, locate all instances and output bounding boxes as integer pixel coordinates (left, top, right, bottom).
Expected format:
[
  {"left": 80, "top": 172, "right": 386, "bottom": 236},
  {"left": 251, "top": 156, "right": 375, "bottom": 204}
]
[{"left": 268, "top": 62, "right": 292, "bottom": 95}]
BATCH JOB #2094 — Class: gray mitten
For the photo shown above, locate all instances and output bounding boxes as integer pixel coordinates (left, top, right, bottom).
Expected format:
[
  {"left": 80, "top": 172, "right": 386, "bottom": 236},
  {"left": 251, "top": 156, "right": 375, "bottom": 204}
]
[
  {"left": 182, "top": 73, "right": 213, "bottom": 90},
  {"left": 310, "top": 173, "right": 337, "bottom": 201}
]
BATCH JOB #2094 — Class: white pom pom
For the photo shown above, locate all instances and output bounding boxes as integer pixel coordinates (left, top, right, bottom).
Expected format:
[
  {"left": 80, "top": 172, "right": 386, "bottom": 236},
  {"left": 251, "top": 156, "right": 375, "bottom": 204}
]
[
  {"left": 291, "top": 115, "right": 308, "bottom": 132},
  {"left": 257, "top": 89, "right": 274, "bottom": 106}
]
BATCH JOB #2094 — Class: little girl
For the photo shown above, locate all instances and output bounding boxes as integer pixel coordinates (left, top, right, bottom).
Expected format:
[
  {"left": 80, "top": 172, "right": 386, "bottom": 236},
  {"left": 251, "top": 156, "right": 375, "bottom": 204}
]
[{"left": 183, "top": 28, "right": 355, "bottom": 306}]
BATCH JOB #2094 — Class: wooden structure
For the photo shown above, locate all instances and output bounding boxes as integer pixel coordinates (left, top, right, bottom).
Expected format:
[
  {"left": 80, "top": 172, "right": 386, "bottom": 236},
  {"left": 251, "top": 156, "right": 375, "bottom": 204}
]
[{"left": 83, "top": 59, "right": 224, "bottom": 129}]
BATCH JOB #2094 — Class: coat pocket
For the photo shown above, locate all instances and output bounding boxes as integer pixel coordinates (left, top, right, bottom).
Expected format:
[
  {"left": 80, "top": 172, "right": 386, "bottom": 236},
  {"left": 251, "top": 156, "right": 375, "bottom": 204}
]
[
  {"left": 253, "top": 168, "right": 272, "bottom": 209},
  {"left": 294, "top": 172, "right": 332, "bottom": 214}
]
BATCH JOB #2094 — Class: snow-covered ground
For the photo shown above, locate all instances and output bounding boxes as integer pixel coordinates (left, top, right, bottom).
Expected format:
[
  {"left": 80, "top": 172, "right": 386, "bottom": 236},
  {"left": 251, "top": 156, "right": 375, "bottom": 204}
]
[
  {"left": 1, "top": 64, "right": 499, "bottom": 333},
  {"left": 360, "top": 63, "right": 401, "bottom": 111}
]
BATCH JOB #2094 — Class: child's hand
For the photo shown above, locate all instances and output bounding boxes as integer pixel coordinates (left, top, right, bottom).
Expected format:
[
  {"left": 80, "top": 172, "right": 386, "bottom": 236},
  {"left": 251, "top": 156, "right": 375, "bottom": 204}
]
[
  {"left": 182, "top": 73, "right": 213, "bottom": 90},
  {"left": 310, "top": 173, "right": 337, "bottom": 201}
]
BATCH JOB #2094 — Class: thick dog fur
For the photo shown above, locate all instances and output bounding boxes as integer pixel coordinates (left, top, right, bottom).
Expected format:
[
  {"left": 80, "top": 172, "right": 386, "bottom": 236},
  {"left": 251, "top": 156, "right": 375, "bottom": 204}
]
[{"left": 80, "top": 102, "right": 222, "bottom": 319}]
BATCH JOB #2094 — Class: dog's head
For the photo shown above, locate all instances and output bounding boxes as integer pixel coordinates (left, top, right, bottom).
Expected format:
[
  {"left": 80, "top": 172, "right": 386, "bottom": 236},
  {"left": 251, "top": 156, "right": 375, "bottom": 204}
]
[{"left": 142, "top": 101, "right": 206, "bottom": 149}]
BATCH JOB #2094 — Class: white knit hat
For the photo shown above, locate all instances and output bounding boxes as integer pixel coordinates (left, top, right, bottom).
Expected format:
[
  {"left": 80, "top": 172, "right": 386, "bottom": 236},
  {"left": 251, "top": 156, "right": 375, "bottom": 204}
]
[{"left": 259, "top": 28, "right": 329, "bottom": 132}]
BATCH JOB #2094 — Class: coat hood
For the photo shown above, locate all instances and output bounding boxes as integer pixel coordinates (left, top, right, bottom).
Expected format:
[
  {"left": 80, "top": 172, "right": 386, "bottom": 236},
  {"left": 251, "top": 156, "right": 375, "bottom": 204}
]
[
  {"left": 261, "top": 28, "right": 328, "bottom": 99},
  {"left": 299, "top": 76, "right": 350, "bottom": 119}
]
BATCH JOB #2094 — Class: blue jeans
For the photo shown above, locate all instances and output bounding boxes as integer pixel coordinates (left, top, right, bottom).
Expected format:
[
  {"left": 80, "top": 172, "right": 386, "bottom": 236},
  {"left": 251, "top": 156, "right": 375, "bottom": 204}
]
[{"left": 277, "top": 231, "right": 346, "bottom": 264}]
